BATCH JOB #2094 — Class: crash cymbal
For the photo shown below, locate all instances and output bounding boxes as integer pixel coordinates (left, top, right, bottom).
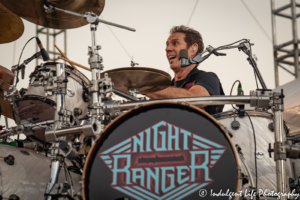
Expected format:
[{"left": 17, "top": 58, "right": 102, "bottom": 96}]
[
  {"left": 0, "top": 2, "right": 24, "bottom": 44},
  {"left": 0, "top": 65, "right": 14, "bottom": 119},
  {"left": 0, "top": 0, "right": 105, "bottom": 29},
  {"left": 101, "top": 67, "right": 171, "bottom": 94}
]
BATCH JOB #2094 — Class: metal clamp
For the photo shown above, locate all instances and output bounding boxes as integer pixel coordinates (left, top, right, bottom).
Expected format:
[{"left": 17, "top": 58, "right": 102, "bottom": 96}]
[
  {"left": 104, "top": 100, "right": 121, "bottom": 118},
  {"left": 270, "top": 89, "right": 284, "bottom": 111},
  {"left": 250, "top": 90, "right": 271, "bottom": 109},
  {"left": 274, "top": 141, "right": 287, "bottom": 161}
]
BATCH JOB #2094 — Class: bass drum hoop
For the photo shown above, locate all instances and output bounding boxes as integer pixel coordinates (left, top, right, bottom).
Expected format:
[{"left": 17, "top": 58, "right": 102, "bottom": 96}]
[{"left": 82, "top": 102, "right": 241, "bottom": 200}]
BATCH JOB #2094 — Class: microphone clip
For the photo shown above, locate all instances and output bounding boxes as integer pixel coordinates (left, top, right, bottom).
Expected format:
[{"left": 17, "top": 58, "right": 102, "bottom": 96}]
[
  {"left": 206, "top": 45, "right": 226, "bottom": 56},
  {"left": 179, "top": 49, "right": 205, "bottom": 68}
]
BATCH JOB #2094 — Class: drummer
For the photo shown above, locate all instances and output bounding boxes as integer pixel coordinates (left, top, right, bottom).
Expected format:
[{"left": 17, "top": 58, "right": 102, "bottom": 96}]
[{"left": 147, "top": 25, "right": 224, "bottom": 115}]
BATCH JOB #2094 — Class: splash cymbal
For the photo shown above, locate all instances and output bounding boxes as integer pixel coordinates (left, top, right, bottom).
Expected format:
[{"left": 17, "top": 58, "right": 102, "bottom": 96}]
[
  {"left": 0, "top": 0, "right": 105, "bottom": 29},
  {"left": 0, "top": 2, "right": 24, "bottom": 44},
  {"left": 101, "top": 67, "right": 171, "bottom": 94}
]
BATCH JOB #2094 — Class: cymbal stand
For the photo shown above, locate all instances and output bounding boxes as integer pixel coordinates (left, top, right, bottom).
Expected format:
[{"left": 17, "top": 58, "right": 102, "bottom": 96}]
[
  {"left": 217, "top": 42, "right": 268, "bottom": 90},
  {"left": 44, "top": 63, "right": 75, "bottom": 200},
  {"left": 44, "top": 4, "right": 136, "bottom": 140}
]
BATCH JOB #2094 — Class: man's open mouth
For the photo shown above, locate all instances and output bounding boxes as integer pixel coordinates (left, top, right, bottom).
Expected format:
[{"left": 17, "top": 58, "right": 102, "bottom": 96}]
[{"left": 168, "top": 55, "right": 176, "bottom": 61}]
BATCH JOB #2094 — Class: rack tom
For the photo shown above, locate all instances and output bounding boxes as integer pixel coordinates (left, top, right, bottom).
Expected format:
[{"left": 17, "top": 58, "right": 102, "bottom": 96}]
[{"left": 16, "top": 62, "right": 90, "bottom": 141}]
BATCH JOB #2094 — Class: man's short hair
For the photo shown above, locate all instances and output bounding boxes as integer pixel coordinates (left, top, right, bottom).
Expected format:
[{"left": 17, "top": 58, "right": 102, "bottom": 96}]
[{"left": 170, "top": 25, "right": 204, "bottom": 54}]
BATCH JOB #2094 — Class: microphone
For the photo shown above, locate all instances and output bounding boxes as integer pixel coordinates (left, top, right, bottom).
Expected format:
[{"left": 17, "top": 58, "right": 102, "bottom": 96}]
[
  {"left": 36, "top": 37, "right": 50, "bottom": 61},
  {"left": 179, "top": 49, "right": 205, "bottom": 68},
  {"left": 24, "top": 52, "right": 41, "bottom": 65},
  {"left": 179, "top": 49, "right": 189, "bottom": 68}
]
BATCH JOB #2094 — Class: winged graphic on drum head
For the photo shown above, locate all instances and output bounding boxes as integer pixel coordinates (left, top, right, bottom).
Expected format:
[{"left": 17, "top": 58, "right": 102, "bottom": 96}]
[{"left": 99, "top": 120, "right": 226, "bottom": 200}]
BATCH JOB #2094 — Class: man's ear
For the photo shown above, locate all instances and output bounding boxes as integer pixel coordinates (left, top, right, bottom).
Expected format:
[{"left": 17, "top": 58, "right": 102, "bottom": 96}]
[{"left": 190, "top": 43, "right": 199, "bottom": 57}]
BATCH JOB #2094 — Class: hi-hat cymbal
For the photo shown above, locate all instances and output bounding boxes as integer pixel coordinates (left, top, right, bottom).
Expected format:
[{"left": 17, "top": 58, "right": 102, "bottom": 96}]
[
  {"left": 0, "top": 0, "right": 105, "bottom": 29},
  {"left": 101, "top": 67, "right": 171, "bottom": 94},
  {"left": 0, "top": 2, "right": 24, "bottom": 44},
  {"left": 0, "top": 65, "right": 14, "bottom": 119}
]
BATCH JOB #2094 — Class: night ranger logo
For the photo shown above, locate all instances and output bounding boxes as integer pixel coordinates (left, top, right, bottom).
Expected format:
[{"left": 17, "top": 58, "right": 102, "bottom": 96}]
[{"left": 99, "top": 121, "right": 226, "bottom": 200}]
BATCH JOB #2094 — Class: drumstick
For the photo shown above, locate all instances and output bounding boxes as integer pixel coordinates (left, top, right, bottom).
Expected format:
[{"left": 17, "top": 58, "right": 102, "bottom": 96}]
[
  {"left": 54, "top": 44, "right": 78, "bottom": 70},
  {"left": 58, "top": 56, "right": 91, "bottom": 72}
]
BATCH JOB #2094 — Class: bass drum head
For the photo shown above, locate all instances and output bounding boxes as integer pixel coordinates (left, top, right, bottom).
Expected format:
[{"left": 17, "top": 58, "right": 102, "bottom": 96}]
[{"left": 83, "top": 102, "right": 240, "bottom": 200}]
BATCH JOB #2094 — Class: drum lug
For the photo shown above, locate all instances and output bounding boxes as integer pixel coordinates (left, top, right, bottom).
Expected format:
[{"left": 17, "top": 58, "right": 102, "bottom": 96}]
[
  {"left": 231, "top": 120, "right": 240, "bottom": 130},
  {"left": 268, "top": 123, "right": 274, "bottom": 132},
  {"left": 218, "top": 122, "right": 233, "bottom": 138},
  {"left": 241, "top": 173, "right": 249, "bottom": 185},
  {"left": 74, "top": 107, "right": 83, "bottom": 117},
  {"left": 19, "top": 88, "right": 27, "bottom": 97}
]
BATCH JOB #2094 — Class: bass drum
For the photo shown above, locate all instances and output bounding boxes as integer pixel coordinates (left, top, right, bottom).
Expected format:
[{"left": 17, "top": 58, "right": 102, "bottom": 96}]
[
  {"left": 213, "top": 110, "right": 293, "bottom": 193},
  {"left": 0, "top": 145, "right": 81, "bottom": 200},
  {"left": 16, "top": 62, "right": 90, "bottom": 141},
  {"left": 83, "top": 102, "right": 241, "bottom": 200}
]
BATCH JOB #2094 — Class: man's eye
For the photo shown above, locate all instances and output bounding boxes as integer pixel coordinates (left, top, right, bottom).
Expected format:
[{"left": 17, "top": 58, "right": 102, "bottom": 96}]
[{"left": 173, "top": 42, "right": 178, "bottom": 45}]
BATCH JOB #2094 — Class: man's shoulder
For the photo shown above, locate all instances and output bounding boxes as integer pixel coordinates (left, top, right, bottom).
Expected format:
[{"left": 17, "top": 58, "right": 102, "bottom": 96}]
[{"left": 195, "top": 70, "right": 220, "bottom": 81}]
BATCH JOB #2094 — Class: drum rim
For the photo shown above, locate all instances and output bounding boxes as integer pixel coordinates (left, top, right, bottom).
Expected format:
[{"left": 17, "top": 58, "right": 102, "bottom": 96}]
[
  {"left": 17, "top": 95, "right": 56, "bottom": 107},
  {"left": 30, "top": 61, "right": 90, "bottom": 86},
  {"left": 82, "top": 102, "right": 240, "bottom": 200}
]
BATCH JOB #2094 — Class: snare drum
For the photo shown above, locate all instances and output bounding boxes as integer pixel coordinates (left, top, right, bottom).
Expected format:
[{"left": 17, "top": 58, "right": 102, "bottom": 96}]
[
  {"left": 213, "top": 111, "right": 293, "bottom": 192},
  {"left": 16, "top": 62, "right": 90, "bottom": 141},
  {"left": 83, "top": 102, "right": 240, "bottom": 200}
]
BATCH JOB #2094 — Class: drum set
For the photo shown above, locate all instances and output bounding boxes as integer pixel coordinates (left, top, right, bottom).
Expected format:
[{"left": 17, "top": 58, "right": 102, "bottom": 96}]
[{"left": 0, "top": 0, "right": 300, "bottom": 200}]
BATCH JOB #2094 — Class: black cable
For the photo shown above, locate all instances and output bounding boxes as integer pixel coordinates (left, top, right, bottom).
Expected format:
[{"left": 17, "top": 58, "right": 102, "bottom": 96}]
[
  {"left": 17, "top": 37, "right": 37, "bottom": 67},
  {"left": 253, "top": 69, "right": 259, "bottom": 89},
  {"left": 216, "top": 39, "right": 250, "bottom": 51},
  {"left": 245, "top": 111, "right": 258, "bottom": 195},
  {"left": 44, "top": 181, "right": 56, "bottom": 200},
  {"left": 230, "top": 80, "right": 241, "bottom": 111}
]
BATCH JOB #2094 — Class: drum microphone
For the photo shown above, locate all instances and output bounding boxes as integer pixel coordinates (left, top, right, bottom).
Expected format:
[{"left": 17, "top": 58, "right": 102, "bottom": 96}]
[
  {"left": 179, "top": 49, "right": 189, "bottom": 68},
  {"left": 179, "top": 49, "right": 205, "bottom": 68},
  {"left": 36, "top": 37, "right": 50, "bottom": 61}
]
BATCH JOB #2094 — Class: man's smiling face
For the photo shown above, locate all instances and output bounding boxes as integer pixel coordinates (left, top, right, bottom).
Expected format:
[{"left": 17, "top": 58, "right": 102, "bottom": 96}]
[{"left": 166, "top": 32, "right": 195, "bottom": 72}]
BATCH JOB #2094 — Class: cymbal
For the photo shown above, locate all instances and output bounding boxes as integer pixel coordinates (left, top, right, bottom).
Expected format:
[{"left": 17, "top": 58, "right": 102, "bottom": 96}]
[
  {"left": 0, "top": 65, "right": 14, "bottom": 119},
  {"left": 101, "top": 67, "right": 171, "bottom": 94},
  {"left": 0, "top": 2, "right": 24, "bottom": 44},
  {"left": 0, "top": 0, "right": 105, "bottom": 29}
]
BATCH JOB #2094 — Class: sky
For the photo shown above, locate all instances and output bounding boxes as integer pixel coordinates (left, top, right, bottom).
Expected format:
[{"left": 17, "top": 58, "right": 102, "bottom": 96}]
[{"left": 0, "top": 0, "right": 299, "bottom": 128}]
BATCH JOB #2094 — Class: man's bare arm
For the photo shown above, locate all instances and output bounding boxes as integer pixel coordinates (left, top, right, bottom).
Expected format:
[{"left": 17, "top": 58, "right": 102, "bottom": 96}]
[{"left": 146, "top": 85, "right": 210, "bottom": 99}]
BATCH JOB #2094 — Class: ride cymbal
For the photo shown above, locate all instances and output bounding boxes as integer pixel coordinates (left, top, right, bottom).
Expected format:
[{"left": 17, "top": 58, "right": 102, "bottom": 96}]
[
  {"left": 0, "top": 2, "right": 24, "bottom": 44},
  {"left": 101, "top": 67, "right": 171, "bottom": 94},
  {"left": 0, "top": 0, "right": 105, "bottom": 29}
]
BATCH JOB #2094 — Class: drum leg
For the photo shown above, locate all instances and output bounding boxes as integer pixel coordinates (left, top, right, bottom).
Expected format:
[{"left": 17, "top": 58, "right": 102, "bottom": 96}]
[
  {"left": 45, "top": 160, "right": 61, "bottom": 200},
  {"left": 45, "top": 142, "right": 62, "bottom": 200}
]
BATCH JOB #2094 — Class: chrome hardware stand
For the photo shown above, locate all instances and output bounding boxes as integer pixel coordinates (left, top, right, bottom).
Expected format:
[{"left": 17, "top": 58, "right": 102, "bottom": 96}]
[
  {"left": 43, "top": 4, "right": 135, "bottom": 138},
  {"left": 45, "top": 142, "right": 61, "bottom": 200},
  {"left": 270, "top": 90, "right": 287, "bottom": 200}
]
